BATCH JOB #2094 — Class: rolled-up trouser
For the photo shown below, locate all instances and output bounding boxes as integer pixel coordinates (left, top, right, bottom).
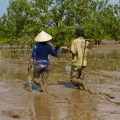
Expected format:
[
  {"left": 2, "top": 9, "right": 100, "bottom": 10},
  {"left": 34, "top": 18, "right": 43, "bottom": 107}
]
[
  {"left": 70, "top": 66, "right": 88, "bottom": 90},
  {"left": 33, "top": 66, "right": 49, "bottom": 92}
]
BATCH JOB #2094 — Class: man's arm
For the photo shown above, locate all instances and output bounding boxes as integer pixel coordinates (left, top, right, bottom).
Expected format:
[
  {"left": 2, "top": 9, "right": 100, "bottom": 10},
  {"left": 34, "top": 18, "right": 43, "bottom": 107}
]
[{"left": 62, "top": 46, "right": 74, "bottom": 54}]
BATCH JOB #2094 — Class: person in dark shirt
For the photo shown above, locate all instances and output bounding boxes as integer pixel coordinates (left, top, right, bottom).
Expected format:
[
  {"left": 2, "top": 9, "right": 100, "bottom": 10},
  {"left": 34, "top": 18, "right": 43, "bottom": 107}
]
[{"left": 28, "top": 31, "right": 63, "bottom": 92}]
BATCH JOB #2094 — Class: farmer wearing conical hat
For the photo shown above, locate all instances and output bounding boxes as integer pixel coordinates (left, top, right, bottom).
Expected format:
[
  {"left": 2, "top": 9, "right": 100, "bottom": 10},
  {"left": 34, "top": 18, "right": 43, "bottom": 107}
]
[
  {"left": 63, "top": 28, "right": 93, "bottom": 91},
  {"left": 28, "top": 31, "right": 64, "bottom": 92}
]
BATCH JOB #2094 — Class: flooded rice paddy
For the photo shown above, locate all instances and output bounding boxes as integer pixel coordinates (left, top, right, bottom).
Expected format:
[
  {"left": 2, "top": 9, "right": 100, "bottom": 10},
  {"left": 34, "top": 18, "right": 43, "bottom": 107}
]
[
  {"left": 0, "top": 44, "right": 120, "bottom": 120},
  {"left": 1, "top": 48, "right": 119, "bottom": 83}
]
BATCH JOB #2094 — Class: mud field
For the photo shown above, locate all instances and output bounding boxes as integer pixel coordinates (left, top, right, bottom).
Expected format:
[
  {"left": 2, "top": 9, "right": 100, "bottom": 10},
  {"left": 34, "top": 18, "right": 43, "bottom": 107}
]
[{"left": 0, "top": 43, "right": 120, "bottom": 120}]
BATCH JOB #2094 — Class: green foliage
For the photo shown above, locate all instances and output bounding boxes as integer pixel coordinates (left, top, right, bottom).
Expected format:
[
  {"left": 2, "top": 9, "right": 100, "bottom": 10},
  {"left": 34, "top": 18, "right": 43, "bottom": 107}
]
[
  {"left": 0, "top": 0, "right": 119, "bottom": 47},
  {"left": 83, "top": 0, "right": 120, "bottom": 44},
  {"left": 0, "top": 38, "right": 9, "bottom": 45}
]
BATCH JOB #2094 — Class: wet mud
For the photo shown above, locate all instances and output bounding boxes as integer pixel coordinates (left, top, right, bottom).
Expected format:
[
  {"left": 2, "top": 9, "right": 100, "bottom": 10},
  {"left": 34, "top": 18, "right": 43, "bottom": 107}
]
[{"left": 0, "top": 44, "right": 120, "bottom": 120}]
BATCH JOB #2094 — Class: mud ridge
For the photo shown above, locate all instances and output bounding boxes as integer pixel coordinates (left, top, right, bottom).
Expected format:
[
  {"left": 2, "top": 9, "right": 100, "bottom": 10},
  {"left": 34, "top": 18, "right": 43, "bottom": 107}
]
[{"left": 98, "top": 92, "right": 120, "bottom": 105}]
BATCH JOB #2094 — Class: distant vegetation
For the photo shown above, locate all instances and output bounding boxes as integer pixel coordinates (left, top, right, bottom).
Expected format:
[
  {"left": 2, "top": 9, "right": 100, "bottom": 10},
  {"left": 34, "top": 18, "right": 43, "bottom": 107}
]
[{"left": 0, "top": 0, "right": 120, "bottom": 47}]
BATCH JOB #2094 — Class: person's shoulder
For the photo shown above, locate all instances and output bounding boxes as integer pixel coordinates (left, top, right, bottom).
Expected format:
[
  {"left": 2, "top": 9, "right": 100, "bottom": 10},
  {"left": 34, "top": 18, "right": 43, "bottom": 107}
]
[
  {"left": 72, "top": 39, "right": 78, "bottom": 45},
  {"left": 73, "top": 37, "right": 84, "bottom": 42},
  {"left": 78, "top": 37, "right": 86, "bottom": 43},
  {"left": 46, "top": 43, "right": 53, "bottom": 50},
  {"left": 78, "top": 37, "right": 85, "bottom": 40},
  {"left": 47, "top": 43, "right": 53, "bottom": 46},
  {"left": 73, "top": 38, "right": 78, "bottom": 42}
]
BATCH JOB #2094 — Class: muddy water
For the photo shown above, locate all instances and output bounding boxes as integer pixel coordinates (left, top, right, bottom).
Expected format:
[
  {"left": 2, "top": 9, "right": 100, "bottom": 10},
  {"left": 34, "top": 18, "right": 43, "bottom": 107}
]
[{"left": 0, "top": 47, "right": 120, "bottom": 120}]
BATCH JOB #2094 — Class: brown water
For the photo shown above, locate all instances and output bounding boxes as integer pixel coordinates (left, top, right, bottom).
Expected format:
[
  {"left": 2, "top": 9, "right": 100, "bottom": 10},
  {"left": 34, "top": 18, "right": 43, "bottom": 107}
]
[{"left": 0, "top": 47, "right": 120, "bottom": 120}]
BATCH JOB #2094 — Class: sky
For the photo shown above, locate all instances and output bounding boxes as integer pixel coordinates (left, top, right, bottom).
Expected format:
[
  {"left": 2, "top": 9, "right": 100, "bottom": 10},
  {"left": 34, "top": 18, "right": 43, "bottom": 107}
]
[{"left": 0, "top": 0, "right": 119, "bottom": 17}]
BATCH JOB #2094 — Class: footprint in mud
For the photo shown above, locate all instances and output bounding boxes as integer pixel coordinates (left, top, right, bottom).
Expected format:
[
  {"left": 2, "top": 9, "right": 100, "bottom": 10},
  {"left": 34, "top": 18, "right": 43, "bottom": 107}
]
[
  {"left": 97, "top": 92, "right": 120, "bottom": 105},
  {"left": 9, "top": 110, "right": 20, "bottom": 119},
  {"left": 50, "top": 93, "right": 60, "bottom": 99},
  {"left": 50, "top": 93, "right": 81, "bottom": 109},
  {"left": 98, "top": 92, "right": 115, "bottom": 99},
  {"left": 64, "top": 97, "right": 81, "bottom": 108},
  {"left": 2, "top": 109, "right": 22, "bottom": 119},
  {"left": 64, "top": 97, "right": 73, "bottom": 104},
  {"left": 105, "top": 93, "right": 115, "bottom": 99}
]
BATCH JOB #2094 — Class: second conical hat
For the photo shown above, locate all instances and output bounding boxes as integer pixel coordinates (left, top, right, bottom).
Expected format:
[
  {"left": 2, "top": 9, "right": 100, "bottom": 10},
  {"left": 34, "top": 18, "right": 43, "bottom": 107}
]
[{"left": 34, "top": 31, "right": 52, "bottom": 42}]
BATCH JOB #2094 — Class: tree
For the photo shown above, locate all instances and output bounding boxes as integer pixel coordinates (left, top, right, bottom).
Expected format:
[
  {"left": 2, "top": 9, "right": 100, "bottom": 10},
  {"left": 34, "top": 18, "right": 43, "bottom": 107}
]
[
  {"left": 0, "top": 0, "right": 119, "bottom": 47},
  {"left": 1, "top": 0, "right": 53, "bottom": 47},
  {"left": 0, "top": 14, "right": 10, "bottom": 45},
  {"left": 48, "top": 0, "right": 92, "bottom": 46},
  {"left": 82, "top": 0, "right": 120, "bottom": 44}
]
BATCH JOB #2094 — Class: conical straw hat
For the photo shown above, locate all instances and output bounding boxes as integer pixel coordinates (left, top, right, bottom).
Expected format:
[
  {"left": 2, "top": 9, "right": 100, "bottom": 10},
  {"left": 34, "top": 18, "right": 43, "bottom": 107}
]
[{"left": 34, "top": 31, "right": 52, "bottom": 42}]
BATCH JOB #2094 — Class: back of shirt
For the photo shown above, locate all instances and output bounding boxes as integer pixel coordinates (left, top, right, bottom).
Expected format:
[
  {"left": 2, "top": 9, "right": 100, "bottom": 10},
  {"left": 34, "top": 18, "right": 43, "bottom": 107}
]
[
  {"left": 31, "top": 42, "right": 59, "bottom": 67},
  {"left": 71, "top": 37, "right": 89, "bottom": 66}
]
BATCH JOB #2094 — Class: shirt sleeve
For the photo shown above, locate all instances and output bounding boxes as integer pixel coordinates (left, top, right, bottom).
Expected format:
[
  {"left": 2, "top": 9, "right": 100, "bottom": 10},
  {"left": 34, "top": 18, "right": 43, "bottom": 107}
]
[
  {"left": 49, "top": 45, "right": 60, "bottom": 56},
  {"left": 71, "top": 41, "right": 76, "bottom": 54}
]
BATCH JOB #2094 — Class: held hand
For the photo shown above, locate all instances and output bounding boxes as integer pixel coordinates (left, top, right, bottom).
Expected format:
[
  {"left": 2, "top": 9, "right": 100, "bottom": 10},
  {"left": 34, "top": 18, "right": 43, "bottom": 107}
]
[
  {"left": 61, "top": 46, "right": 72, "bottom": 53},
  {"left": 61, "top": 46, "right": 68, "bottom": 50}
]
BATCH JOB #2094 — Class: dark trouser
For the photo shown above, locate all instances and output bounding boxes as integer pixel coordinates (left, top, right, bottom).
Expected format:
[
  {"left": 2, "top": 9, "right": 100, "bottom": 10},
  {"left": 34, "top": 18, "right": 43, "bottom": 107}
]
[
  {"left": 33, "top": 66, "right": 49, "bottom": 92},
  {"left": 70, "top": 66, "right": 88, "bottom": 91}
]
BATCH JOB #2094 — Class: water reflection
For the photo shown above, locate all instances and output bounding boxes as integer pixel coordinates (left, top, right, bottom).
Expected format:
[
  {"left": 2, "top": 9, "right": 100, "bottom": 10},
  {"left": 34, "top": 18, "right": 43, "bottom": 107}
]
[
  {"left": 28, "top": 92, "right": 51, "bottom": 120},
  {"left": 34, "top": 93, "right": 51, "bottom": 120},
  {"left": 69, "top": 90, "right": 97, "bottom": 120}
]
